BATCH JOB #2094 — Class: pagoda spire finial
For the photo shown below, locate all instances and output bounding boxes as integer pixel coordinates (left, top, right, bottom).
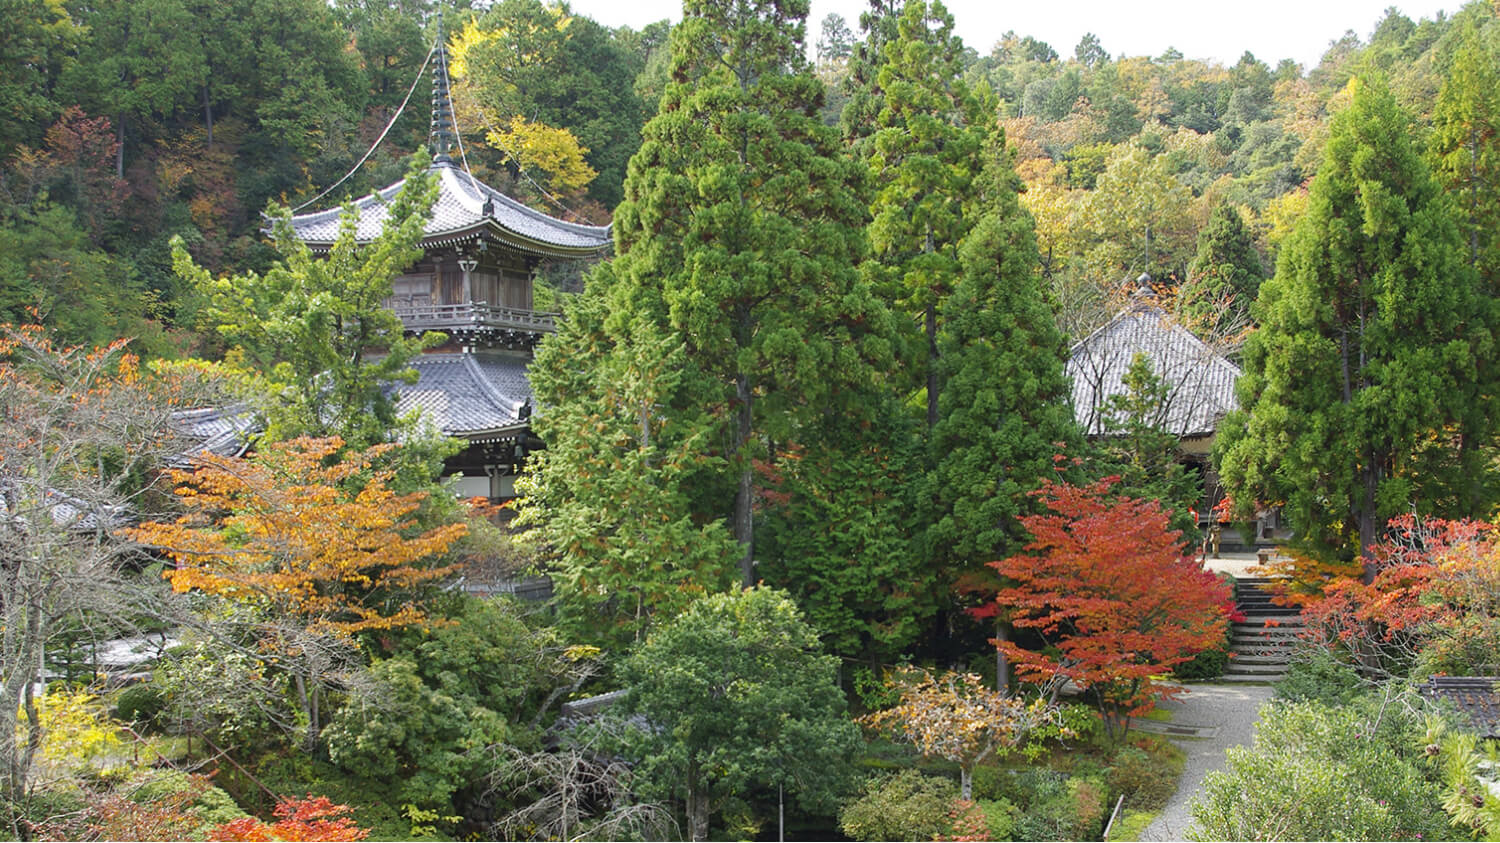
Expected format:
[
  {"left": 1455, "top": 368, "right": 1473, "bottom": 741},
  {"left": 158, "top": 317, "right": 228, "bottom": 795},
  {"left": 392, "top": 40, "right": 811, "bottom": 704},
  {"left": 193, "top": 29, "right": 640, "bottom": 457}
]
[{"left": 430, "top": 9, "right": 455, "bottom": 164}]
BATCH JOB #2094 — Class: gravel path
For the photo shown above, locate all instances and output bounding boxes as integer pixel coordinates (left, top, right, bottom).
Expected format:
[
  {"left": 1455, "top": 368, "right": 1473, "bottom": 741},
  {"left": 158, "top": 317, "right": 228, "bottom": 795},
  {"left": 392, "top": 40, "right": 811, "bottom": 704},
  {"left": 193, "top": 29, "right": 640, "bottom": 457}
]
[{"left": 1136, "top": 683, "right": 1274, "bottom": 842}]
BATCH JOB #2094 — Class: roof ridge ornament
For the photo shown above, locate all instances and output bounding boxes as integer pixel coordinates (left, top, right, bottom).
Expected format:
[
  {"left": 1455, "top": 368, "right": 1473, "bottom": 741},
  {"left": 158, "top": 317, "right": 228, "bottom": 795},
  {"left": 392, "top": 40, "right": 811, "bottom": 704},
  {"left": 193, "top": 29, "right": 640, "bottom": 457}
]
[{"left": 430, "top": 10, "right": 455, "bottom": 164}]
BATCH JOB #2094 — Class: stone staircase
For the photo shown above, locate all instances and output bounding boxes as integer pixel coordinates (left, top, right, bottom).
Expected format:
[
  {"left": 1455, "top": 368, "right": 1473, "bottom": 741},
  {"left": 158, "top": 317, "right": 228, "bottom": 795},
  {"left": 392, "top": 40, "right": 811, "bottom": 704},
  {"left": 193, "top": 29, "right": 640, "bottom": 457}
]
[{"left": 1223, "top": 576, "right": 1302, "bottom": 683}]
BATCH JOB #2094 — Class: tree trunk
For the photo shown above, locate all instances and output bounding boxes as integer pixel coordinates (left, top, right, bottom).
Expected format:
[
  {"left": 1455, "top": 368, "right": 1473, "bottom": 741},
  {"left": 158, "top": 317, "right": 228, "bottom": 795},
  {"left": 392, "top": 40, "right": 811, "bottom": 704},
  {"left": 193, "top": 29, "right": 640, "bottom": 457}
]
[
  {"left": 115, "top": 115, "right": 125, "bottom": 179},
  {"left": 202, "top": 83, "right": 214, "bottom": 148},
  {"left": 734, "top": 352, "right": 754, "bottom": 587},
  {"left": 960, "top": 766, "right": 973, "bottom": 801},
  {"left": 995, "top": 623, "right": 1010, "bottom": 691},
  {"left": 686, "top": 760, "right": 709, "bottom": 841},
  {"left": 926, "top": 300, "right": 939, "bottom": 432},
  {"left": 1359, "top": 463, "right": 1380, "bottom": 583}
]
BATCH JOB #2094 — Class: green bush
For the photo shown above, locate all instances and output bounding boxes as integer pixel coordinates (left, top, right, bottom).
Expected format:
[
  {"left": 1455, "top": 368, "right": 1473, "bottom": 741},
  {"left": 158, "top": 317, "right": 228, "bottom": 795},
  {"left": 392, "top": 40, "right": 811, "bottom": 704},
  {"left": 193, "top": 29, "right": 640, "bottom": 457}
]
[
  {"left": 839, "top": 769, "right": 957, "bottom": 842},
  {"left": 1415, "top": 615, "right": 1500, "bottom": 677},
  {"left": 1013, "top": 775, "right": 1106, "bottom": 841},
  {"left": 1275, "top": 646, "right": 1364, "bottom": 705},
  {"left": 1189, "top": 694, "right": 1456, "bottom": 841},
  {"left": 977, "top": 765, "right": 1066, "bottom": 809},
  {"left": 1107, "top": 745, "right": 1178, "bottom": 810},
  {"left": 112, "top": 684, "right": 165, "bottom": 727},
  {"left": 976, "top": 798, "right": 1017, "bottom": 841},
  {"left": 1173, "top": 641, "right": 1230, "bottom": 680}
]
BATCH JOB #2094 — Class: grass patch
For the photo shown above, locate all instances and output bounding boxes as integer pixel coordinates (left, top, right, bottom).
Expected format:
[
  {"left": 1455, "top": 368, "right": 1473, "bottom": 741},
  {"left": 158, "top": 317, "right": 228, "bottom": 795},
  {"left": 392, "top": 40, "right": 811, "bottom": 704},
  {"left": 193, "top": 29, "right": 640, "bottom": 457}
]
[{"left": 1105, "top": 808, "right": 1157, "bottom": 841}]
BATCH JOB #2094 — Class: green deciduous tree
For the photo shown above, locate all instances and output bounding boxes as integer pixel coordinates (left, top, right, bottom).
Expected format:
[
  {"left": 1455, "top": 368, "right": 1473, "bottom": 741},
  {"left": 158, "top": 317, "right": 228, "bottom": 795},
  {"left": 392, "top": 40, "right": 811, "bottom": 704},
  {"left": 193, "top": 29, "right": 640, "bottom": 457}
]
[
  {"left": 173, "top": 151, "right": 442, "bottom": 450},
  {"left": 618, "top": 587, "right": 860, "bottom": 842},
  {"left": 1215, "top": 75, "right": 1498, "bottom": 572}
]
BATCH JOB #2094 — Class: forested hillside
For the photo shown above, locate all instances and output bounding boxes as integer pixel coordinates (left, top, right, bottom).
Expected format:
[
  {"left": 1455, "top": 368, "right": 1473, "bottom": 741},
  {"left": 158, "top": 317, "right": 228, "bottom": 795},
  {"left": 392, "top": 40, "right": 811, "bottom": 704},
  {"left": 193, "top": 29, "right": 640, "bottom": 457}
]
[{"left": 0, "top": 0, "right": 1489, "bottom": 355}]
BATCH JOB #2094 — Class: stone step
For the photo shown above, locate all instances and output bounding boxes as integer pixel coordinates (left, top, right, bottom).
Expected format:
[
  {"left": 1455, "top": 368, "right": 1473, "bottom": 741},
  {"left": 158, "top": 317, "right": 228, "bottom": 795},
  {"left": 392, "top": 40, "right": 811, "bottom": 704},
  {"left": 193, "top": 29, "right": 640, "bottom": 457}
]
[
  {"left": 1227, "top": 652, "right": 1291, "bottom": 665},
  {"left": 1220, "top": 672, "right": 1285, "bottom": 683}
]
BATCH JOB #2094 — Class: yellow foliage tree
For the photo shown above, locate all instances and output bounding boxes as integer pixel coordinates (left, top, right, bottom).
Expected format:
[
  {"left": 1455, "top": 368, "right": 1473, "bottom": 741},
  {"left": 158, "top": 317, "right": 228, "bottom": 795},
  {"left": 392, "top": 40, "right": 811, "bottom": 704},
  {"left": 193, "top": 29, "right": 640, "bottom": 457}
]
[
  {"left": 123, "top": 436, "right": 467, "bottom": 749},
  {"left": 486, "top": 115, "right": 597, "bottom": 198}
]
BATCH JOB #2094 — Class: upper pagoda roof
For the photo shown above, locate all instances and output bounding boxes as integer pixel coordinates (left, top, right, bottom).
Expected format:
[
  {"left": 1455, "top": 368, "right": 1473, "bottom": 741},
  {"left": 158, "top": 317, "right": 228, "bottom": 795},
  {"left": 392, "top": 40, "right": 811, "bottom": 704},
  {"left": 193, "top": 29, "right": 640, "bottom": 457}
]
[
  {"left": 1067, "top": 294, "right": 1242, "bottom": 439},
  {"left": 285, "top": 160, "right": 612, "bottom": 259}
]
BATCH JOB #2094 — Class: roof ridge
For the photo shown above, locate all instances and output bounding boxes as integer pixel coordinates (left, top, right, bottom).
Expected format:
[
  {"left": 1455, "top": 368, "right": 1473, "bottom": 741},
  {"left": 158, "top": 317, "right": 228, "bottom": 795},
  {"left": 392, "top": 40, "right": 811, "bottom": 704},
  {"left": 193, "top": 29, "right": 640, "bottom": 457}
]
[{"left": 461, "top": 354, "right": 524, "bottom": 418}]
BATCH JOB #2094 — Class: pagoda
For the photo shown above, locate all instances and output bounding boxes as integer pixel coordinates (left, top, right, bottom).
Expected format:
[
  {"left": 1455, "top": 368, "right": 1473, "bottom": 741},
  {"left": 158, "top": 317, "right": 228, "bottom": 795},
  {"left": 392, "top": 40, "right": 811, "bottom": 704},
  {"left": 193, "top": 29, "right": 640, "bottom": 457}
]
[{"left": 283, "top": 33, "right": 612, "bottom": 500}]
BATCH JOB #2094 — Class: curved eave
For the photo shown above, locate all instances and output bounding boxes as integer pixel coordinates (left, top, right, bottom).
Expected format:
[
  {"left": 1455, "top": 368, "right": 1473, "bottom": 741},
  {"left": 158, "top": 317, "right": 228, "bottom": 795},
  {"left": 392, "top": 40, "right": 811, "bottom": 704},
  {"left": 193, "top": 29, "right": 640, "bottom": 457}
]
[
  {"left": 453, "top": 422, "right": 532, "bottom": 444},
  {"left": 300, "top": 218, "right": 612, "bottom": 260}
]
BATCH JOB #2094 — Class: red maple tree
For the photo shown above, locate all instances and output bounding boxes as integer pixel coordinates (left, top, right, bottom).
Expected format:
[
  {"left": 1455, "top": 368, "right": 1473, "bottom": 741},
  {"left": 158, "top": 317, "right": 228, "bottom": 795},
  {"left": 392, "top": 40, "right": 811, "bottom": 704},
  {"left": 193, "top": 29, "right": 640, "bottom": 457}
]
[
  {"left": 1297, "top": 514, "right": 1500, "bottom": 670},
  {"left": 208, "top": 796, "right": 369, "bottom": 842},
  {"left": 973, "top": 478, "right": 1231, "bottom": 736}
]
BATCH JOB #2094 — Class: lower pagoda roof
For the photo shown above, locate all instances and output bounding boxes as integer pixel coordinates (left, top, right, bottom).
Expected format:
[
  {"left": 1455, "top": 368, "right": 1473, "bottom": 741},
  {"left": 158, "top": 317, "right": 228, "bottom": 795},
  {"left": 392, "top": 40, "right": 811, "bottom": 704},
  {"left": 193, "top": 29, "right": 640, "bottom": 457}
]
[{"left": 392, "top": 352, "right": 533, "bottom": 441}]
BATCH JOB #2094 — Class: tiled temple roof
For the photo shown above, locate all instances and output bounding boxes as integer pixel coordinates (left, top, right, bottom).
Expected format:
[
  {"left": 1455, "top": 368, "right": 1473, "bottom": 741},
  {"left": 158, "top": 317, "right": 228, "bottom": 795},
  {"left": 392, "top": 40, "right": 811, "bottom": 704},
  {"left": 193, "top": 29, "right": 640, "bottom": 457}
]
[
  {"left": 1068, "top": 297, "right": 1242, "bottom": 439},
  {"left": 284, "top": 161, "right": 611, "bottom": 258}
]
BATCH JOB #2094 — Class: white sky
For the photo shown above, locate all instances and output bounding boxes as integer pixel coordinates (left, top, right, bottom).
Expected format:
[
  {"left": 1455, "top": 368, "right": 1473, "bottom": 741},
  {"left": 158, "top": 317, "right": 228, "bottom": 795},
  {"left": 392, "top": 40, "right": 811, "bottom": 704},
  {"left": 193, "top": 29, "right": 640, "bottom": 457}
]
[{"left": 567, "top": 0, "right": 1464, "bottom": 71}]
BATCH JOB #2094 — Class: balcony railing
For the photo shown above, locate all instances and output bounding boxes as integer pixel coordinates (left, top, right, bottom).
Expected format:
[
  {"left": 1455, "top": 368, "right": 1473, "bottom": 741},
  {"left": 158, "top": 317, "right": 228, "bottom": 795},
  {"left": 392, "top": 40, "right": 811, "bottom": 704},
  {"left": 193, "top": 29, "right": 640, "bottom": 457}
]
[{"left": 390, "top": 299, "right": 558, "bottom": 334}]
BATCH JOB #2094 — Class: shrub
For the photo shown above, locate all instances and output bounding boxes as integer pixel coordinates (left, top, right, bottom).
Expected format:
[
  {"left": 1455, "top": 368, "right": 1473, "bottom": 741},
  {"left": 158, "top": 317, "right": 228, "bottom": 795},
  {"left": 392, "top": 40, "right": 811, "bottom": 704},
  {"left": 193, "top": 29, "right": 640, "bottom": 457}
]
[
  {"left": 1274, "top": 647, "right": 1363, "bottom": 705},
  {"left": 113, "top": 684, "right": 165, "bottom": 727},
  {"left": 975, "top": 766, "right": 1065, "bottom": 809},
  {"left": 1108, "top": 745, "right": 1178, "bottom": 810},
  {"left": 1173, "top": 640, "right": 1230, "bottom": 680},
  {"left": 1414, "top": 614, "right": 1500, "bottom": 677},
  {"left": 1189, "top": 695, "right": 1456, "bottom": 841},
  {"left": 839, "top": 769, "right": 957, "bottom": 842},
  {"left": 1012, "top": 775, "right": 1106, "bottom": 841}
]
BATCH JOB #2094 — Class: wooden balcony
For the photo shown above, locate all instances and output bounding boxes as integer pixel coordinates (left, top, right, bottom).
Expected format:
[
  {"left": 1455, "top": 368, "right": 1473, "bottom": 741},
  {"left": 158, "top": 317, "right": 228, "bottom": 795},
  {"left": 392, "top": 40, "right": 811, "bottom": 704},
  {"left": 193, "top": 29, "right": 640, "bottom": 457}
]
[{"left": 390, "top": 299, "right": 558, "bottom": 347}]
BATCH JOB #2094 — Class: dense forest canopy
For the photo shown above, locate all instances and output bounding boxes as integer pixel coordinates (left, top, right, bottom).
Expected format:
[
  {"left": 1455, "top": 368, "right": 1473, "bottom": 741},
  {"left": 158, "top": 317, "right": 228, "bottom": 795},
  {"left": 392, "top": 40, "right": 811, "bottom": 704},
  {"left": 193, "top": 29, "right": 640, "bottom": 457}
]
[{"left": 0, "top": 0, "right": 1490, "bottom": 356}]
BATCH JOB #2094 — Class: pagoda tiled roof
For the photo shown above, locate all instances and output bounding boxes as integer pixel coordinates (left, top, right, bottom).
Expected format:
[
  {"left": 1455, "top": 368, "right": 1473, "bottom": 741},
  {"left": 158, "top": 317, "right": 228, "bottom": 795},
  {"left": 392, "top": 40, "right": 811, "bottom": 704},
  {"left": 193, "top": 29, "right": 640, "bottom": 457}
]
[
  {"left": 1067, "top": 297, "right": 1242, "bottom": 439},
  {"left": 393, "top": 352, "right": 533, "bottom": 440},
  {"left": 285, "top": 161, "right": 611, "bottom": 258}
]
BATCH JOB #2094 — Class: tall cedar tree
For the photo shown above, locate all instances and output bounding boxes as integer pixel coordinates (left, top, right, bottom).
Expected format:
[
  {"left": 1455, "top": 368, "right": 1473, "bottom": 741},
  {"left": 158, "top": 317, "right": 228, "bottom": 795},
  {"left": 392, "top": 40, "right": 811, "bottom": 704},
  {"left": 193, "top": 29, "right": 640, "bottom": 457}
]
[
  {"left": 838, "top": 0, "right": 901, "bottom": 153},
  {"left": 604, "top": 0, "right": 885, "bottom": 586},
  {"left": 516, "top": 274, "right": 740, "bottom": 648},
  {"left": 864, "top": 0, "right": 989, "bottom": 431},
  {"left": 926, "top": 131, "right": 1079, "bottom": 576},
  {"left": 1215, "top": 76, "right": 1498, "bottom": 573},
  {"left": 1179, "top": 201, "right": 1264, "bottom": 330},
  {"left": 1430, "top": 18, "right": 1500, "bottom": 293},
  {"left": 756, "top": 403, "right": 934, "bottom": 663}
]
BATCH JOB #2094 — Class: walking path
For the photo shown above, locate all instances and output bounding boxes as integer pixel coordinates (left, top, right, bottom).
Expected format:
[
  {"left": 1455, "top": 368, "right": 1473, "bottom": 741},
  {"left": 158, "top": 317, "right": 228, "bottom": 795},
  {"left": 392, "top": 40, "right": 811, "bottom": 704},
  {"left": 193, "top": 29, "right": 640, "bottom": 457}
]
[{"left": 1136, "top": 682, "right": 1274, "bottom": 842}]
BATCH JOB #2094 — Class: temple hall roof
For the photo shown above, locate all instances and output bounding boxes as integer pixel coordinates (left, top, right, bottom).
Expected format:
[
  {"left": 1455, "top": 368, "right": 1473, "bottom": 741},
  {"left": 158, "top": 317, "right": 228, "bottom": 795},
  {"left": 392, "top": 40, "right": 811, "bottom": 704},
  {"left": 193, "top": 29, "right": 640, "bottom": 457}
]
[
  {"left": 1067, "top": 296, "right": 1242, "bottom": 439},
  {"left": 285, "top": 161, "right": 612, "bottom": 258}
]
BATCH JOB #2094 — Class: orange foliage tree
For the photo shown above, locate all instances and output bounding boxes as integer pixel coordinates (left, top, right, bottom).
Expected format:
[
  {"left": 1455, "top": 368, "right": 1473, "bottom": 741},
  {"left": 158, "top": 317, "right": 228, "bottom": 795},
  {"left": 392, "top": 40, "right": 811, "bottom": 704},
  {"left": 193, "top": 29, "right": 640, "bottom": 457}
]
[
  {"left": 123, "top": 436, "right": 467, "bottom": 749},
  {"left": 208, "top": 796, "right": 369, "bottom": 842},
  {"left": 1298, "top": 515, "right": 1500, "bottom": 676},
  {"left": 975, "top": 478, "right": 1232, "bottom": 737},
  {"left": 862, "top": 669, "right": 1066, "bottom": 800}
]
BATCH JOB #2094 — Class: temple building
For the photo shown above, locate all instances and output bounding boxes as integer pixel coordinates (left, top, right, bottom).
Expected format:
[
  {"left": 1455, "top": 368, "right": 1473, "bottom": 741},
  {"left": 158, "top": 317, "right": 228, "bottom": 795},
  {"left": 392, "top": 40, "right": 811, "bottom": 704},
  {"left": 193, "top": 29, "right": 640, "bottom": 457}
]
[
  {"left": 1066, "top": 281, "right": 1242, "bottom": 527},
  {"left": 281, "top": 35, "right": 612, "bottom": 499}
]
